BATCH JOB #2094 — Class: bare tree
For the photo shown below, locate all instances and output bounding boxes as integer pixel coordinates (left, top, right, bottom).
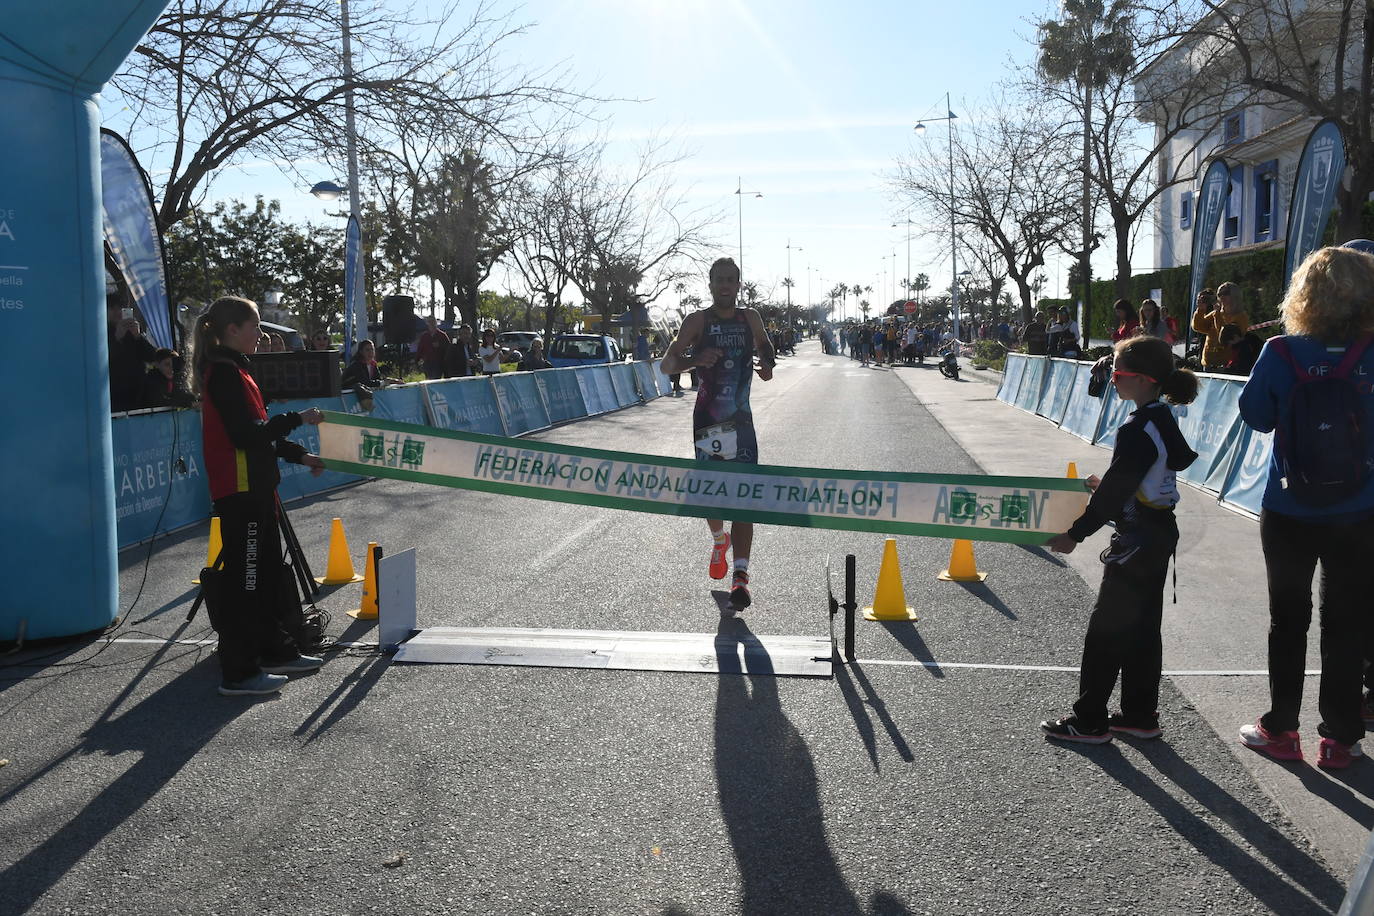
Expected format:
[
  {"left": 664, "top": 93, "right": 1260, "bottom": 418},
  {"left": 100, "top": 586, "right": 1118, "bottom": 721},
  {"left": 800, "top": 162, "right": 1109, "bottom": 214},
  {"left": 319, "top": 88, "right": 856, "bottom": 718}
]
[
  {"left": 565, "top": 138, "right": 717, "bottom": 332},
  {"left": 507, "top": 157, "right": 584, "bottom": 343},
  {"left": 106, "top": 0, "right": 596, "bottom": 229},
  {"left": 894, "top": 91, "right": 1078, "bottom": 322},
  {"left": 1143, "top": 0, "right": 1374, "bottom": 241},
  {"left": 1026, "top": 6, "right": 1236, "bottom": 300},
  {"left": 1037, "top": 0, "right": 1137, "bottom": 340},
  {"left": 959, "top": 239, "right": 1010, "bottom": 324}
]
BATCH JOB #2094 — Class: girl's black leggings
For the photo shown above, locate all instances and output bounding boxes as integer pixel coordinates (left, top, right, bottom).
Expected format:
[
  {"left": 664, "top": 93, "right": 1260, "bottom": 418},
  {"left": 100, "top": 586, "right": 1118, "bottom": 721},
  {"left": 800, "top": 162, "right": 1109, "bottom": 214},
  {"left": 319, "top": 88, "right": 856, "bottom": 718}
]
[
  {"left": 210, "top": 491, "right": 299, "bottom": 682},
  {"left": 1073, "top": 518, "right": 1177, "bottom": 727}
]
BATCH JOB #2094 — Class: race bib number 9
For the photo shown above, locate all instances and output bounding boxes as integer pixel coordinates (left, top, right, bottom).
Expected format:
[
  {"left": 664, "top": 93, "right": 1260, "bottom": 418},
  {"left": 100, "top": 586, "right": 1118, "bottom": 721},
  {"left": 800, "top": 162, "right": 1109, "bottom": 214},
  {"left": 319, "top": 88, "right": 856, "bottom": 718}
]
[{"left": 695, "top": 421, "right": 738, "bottom": 460}]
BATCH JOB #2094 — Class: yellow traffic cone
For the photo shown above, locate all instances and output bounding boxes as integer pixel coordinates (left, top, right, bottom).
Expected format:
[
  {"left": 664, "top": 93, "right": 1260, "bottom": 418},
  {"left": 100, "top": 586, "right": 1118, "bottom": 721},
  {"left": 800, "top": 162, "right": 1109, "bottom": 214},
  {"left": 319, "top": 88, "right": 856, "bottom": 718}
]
[
  {"left": 863, "top": 538, "right": 918, "bottom": 621},
  {"left": 192, "top": 516, "right": 222, "bottom": 584},
  {"left": 347, "top": 543, "right": 380, "bottom": 620},
  {"left": 938, "top": 539, "right": 988, "bottom": 582},
  {"left": 1066, "top": 461, "right": 1079, "bottom": 479},
  {"left": 316, "top": 517, "right": 365, "bottom": 584}
]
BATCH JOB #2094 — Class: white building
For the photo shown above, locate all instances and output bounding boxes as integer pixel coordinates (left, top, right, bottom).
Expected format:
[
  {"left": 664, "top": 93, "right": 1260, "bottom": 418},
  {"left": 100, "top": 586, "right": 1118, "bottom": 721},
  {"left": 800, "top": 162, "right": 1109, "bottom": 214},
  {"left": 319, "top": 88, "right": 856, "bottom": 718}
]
[{"left": 1134, "top": 0, "right": 1351, "bottom": 271}]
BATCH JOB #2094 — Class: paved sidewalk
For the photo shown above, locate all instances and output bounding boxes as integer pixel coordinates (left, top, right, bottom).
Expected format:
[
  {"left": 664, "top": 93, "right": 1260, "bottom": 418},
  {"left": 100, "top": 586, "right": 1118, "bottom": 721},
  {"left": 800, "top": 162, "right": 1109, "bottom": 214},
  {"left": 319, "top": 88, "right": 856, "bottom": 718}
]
[{"left": 890, "top": 357, "right": 1374, "bottom": 882}]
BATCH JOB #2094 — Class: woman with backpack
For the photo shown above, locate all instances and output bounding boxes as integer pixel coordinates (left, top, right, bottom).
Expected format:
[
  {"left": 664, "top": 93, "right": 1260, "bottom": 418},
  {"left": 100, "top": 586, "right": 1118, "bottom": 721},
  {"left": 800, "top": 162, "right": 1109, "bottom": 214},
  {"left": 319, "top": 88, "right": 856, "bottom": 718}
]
[{"left": 1236, "top": 245, "right": 1374, "bottom": 769}]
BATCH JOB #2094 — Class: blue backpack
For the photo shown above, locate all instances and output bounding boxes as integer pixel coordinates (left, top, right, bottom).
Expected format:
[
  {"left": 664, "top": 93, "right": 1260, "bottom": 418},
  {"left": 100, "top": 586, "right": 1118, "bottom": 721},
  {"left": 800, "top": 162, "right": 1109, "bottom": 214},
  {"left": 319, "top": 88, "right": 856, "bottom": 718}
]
[{"left": 1270, "top": 334, "right": 1374, "bottom": 506}]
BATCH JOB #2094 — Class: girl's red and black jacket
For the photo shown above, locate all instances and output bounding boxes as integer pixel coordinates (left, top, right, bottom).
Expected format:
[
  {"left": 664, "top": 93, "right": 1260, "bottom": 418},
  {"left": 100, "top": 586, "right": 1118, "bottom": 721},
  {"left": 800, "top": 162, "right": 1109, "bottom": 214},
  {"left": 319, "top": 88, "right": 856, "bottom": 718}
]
[{"left": 201, "top": 345, "right": 308, "bottom": 501}]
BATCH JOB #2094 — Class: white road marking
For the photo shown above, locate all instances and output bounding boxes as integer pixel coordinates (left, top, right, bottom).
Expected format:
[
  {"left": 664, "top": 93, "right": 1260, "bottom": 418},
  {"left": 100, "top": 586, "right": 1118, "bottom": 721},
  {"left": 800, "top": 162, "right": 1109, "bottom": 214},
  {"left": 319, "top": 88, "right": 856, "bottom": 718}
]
[
  {"left": 526, "top": 517, "right": 608, "bottom": 574},
  {"left": 104, "top": 638, "right": 376, "bottom": 648},
  {"left": 95, "top": 638, "right": 1308, "bottom": 675},
  {"left": 853, "top": 658, "right": 1314, "bottom": 676}
]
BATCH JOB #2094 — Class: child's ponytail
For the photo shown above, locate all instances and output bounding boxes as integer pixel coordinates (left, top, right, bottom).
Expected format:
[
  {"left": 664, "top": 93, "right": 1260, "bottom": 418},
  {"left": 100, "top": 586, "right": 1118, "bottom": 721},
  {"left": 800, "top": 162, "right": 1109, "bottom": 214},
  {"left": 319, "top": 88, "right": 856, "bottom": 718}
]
[
  {"left": 190, "top": 314, "right": 216, "bottom": 395},
  {"left": 1158, "top": 365, "right": 1199, "bottom": 406}
]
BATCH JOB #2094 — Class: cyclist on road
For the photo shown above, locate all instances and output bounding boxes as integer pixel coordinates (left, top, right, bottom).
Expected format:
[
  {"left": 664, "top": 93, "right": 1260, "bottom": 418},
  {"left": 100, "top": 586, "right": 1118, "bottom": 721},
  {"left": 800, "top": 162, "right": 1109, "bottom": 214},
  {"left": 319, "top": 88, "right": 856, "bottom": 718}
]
[{"left": 660, "top": 257, "right": 777, "bottom": 610}]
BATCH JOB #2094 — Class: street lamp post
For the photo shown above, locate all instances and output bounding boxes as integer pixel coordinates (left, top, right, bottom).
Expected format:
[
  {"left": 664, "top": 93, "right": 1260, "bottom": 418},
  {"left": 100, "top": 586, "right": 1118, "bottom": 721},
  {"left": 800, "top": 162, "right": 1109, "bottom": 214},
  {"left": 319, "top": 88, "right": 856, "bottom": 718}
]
[
  {"left": 915, "top": 93, "right": 960, "bottom": 341},
  {"left": 880, "top": 255, "right": 891, "bottom": 314},
  {"left": 892, "top": 216, "right": 913, "bottom": 305},
  {"left": 806, "top": 264, "right": 815, "bottom": 325},
  {"left": 309, "top": 0, "right": 364, "bottom": 360},
  {"left": 786, "top": 239, "right": 802, "bottom": 330},
  {"left": 734, "top": 177, "right": 763, "bottom": 279},
  {"left": 891, "top": 248, "right": 898, "bottom": 306}
]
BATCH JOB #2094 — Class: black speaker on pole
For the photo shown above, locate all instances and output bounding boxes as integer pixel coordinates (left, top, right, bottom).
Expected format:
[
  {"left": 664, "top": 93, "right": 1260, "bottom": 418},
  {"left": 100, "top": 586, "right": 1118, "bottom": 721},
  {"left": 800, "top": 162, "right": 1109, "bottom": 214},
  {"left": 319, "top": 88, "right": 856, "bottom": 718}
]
[{"left": 382, "top": 294, "right": 416, "bottom": 345}]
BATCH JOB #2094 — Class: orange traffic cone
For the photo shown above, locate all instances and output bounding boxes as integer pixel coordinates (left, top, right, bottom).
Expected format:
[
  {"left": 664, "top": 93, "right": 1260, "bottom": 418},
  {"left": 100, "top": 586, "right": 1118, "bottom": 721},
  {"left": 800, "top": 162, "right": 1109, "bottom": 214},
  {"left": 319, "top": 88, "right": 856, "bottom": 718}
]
[
  {"left": 347, "top": 543, "right": 381, "bottom": 620},
  {"left": 1066, "top": 461, "right": 1079, "bottom": 479},
  {"left": 938, "top": 539, "right": 987, "bottom": 582},
  {"left": 863, "top": 538, "right": 918, "bottom": 621},
  {"left": 316, "top": 518, "right": 365, "bottom": 584},
  {"left": 192, "top": 516, "right": 222, "bottom": 584}
]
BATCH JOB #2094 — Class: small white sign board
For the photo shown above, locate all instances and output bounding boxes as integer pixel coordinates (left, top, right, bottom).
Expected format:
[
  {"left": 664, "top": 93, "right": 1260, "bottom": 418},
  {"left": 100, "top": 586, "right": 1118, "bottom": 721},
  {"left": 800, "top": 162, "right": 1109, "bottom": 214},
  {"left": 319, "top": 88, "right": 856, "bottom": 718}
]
[{"left": 377, "top": 548, "right": 417, "bottom": 650}]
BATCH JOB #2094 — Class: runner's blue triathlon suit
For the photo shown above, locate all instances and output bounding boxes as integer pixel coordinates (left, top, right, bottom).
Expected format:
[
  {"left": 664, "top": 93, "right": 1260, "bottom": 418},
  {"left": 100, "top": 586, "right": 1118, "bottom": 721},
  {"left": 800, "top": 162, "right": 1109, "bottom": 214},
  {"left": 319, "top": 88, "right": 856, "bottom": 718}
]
[{"left": 693, "top": 310, "right": 758, "bottom": 464}]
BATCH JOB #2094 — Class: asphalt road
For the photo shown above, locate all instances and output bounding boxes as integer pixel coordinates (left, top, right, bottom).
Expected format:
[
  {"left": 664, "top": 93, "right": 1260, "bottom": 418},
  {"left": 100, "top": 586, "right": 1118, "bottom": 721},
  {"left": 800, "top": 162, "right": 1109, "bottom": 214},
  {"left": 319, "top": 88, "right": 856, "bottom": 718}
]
[{"left": 0, "top": 341, "right": 1347, "bottom": 915}]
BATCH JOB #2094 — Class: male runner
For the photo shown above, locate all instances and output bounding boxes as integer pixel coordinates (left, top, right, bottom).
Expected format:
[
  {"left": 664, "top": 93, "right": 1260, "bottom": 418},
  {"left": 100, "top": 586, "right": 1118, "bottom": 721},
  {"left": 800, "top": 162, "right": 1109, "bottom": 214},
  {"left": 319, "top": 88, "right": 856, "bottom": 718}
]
[{"left": 660, "top": 257, "right": 777, "bottom": 609}]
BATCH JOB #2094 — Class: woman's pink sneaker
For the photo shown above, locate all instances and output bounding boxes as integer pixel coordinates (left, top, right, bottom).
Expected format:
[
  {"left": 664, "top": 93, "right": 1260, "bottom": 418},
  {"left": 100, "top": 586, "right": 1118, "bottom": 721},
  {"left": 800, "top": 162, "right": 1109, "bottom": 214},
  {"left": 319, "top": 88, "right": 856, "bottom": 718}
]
[
  {"left": 1239, "top": 720, "right": 1304, "bottom": 762},
  {"left": 1317, "top": 738, "right": 1364, "bottom": 770}
]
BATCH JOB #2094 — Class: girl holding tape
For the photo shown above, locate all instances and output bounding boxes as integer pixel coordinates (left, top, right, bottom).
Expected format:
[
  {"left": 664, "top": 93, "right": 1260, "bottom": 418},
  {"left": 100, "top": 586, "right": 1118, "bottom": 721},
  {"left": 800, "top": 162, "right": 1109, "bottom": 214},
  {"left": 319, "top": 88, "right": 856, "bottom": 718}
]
[
  {"left": 193, "top": 296, "right": 329, "bottom": 697},
  {"left": 1042, "top": 336, "right": 1198, "bottom": 744}
]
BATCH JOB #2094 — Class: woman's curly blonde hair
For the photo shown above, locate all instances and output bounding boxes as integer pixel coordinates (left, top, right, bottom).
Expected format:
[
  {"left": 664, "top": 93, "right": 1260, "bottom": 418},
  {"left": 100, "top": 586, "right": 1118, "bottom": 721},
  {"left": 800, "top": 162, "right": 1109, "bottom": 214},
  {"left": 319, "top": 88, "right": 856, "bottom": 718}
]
[{"left": 1282, "top": 247, "right": 1374, "bottom": 341}]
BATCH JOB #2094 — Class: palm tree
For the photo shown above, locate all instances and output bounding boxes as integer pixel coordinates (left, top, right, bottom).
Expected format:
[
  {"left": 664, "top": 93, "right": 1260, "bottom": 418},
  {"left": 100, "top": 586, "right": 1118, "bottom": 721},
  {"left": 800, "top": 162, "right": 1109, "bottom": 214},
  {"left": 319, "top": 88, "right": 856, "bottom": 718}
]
[
  {"left": 829, "top": 283, "right": 849, "bottom": 320},
  {"left": 1037, "top": 0, "right": 1134, "bottom": 349},
  {"left": 907, "top": 273, "right": 930, "bottom": 301}
]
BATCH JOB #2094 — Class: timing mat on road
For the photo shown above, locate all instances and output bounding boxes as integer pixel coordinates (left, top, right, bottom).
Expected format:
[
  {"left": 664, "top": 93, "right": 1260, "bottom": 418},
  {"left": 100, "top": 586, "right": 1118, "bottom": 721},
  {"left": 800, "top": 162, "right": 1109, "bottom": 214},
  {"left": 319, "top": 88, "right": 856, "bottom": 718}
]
[{"left": 392, "top": 626, "right": 833, "bottom": 677}]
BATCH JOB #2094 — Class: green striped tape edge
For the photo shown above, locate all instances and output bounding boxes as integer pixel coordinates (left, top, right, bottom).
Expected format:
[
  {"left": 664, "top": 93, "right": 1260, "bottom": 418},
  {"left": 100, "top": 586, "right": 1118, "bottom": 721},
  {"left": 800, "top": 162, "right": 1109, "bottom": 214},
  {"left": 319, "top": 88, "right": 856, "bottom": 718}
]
[
  {"left": 324, "top": 456, "right": 1064, "bottom": 546},
  {"left": 319, "top": 411, "right": 1087, "bottom": 492}
]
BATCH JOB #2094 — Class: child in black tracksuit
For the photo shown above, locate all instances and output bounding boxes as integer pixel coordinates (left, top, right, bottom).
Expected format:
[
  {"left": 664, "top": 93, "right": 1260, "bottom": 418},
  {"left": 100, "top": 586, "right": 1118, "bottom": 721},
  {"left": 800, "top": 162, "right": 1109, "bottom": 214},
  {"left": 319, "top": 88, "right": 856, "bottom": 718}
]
[
  {"left": 193, "top": 296, "right": 329, "bottom": 697},
  {"left": 1041, "top": 336, "right": 1199, "bottom": 743}
]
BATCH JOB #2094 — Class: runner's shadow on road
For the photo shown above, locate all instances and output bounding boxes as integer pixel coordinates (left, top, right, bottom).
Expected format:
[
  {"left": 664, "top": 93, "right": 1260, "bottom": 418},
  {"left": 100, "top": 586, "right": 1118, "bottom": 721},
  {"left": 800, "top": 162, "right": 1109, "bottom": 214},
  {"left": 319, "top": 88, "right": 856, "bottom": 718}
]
[
  {"left": 710, "top": 590, "right": 737, "bottom": 617},
  {"left": 713, "top": 617, "right": 910, "bottom": 915},
  {"left": 878, "top": 621, "right": 944, "bottom": 678},
  {"left": 1064, "top": 741, "right": 1344, "bottom": 912},
  {"left": 834, "top": 661, "right": 915, "bottom": 772}
]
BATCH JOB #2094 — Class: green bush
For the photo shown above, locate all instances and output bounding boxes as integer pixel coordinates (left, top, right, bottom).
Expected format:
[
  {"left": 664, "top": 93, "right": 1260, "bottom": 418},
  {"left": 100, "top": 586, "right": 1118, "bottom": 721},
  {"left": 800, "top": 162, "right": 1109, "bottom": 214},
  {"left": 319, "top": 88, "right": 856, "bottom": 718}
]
[
  {"left": 1070, "top": 245, "right": 1286, "bottom": 340},
  {"left": 970, "top": 340, "right": 1006, "bottom": 371}
]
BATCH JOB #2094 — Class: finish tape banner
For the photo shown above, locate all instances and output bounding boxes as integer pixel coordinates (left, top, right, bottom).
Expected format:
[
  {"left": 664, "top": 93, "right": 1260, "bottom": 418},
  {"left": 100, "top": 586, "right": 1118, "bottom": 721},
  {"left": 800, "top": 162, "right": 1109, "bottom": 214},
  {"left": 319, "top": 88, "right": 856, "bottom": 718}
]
[{"left": 316, "top": 412, "right": 1089, "bottom": 545}]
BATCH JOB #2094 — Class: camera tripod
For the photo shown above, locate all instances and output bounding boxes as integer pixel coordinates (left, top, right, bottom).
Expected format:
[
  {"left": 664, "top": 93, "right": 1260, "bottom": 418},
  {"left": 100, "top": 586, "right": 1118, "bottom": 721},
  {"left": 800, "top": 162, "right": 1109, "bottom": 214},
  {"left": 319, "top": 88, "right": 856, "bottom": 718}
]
[{"left": 187, "top": 494, "right": 321, "bottom": 623}]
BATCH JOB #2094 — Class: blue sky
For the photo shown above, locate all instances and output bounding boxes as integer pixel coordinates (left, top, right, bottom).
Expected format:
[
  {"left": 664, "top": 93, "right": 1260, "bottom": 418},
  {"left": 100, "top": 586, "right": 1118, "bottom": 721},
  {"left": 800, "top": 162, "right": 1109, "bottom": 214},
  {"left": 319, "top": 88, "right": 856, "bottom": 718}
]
[{"left": 155, "top": 0, "right": 1141, "bottom": 317}]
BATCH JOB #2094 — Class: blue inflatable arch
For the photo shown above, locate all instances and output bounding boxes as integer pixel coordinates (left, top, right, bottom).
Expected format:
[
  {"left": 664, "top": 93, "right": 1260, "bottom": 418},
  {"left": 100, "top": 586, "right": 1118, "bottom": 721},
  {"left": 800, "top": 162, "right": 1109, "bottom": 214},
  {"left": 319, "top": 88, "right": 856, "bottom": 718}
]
[{"left": 1, "top": 2, "right": 173, "bottom": 640}]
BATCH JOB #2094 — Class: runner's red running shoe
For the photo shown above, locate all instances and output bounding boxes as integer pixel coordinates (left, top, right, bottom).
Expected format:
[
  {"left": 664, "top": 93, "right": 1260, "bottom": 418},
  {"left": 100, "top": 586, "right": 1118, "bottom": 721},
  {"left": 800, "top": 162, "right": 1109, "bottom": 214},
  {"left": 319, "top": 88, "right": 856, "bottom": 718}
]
[
  {"left": 729, "top": 569, "right": 751, "bottom": 609},
  {"left": 709, "top": 534, "right": 731, "bottom": 579}
]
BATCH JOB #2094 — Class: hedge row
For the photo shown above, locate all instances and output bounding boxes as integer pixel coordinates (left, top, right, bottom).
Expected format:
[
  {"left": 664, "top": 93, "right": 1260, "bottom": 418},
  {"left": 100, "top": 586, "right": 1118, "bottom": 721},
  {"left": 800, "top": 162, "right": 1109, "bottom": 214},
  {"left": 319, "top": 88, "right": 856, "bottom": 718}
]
[{"left": 1041, "top": 202, "right": 1374, "bottom": 340}]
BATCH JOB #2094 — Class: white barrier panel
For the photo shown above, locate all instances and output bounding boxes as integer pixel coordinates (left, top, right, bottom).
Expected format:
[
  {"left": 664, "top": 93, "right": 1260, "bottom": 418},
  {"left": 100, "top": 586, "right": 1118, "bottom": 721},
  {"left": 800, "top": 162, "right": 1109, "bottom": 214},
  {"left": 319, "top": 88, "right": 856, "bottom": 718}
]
[{"left": 997, "top": 353, "right": 1273, "bottom": 517}]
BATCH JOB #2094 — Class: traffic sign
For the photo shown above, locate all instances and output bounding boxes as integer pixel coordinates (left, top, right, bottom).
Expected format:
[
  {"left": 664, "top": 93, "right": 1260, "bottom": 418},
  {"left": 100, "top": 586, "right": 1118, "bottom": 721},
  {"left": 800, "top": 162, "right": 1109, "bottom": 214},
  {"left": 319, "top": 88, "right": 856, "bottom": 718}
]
[{"left": 904, "top": 300, "right": 917, "bottom": 315}]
